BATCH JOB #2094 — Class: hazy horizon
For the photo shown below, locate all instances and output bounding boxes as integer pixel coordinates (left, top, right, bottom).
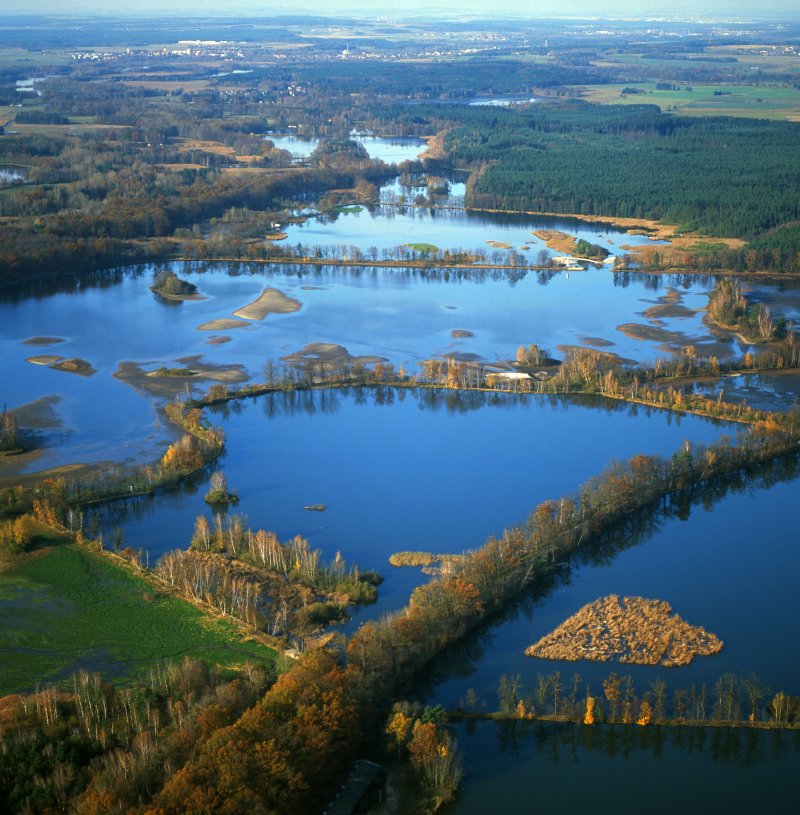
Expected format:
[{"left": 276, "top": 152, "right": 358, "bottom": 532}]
[{"left": 1, "top": 1, "right": 798, "bottom": 22}]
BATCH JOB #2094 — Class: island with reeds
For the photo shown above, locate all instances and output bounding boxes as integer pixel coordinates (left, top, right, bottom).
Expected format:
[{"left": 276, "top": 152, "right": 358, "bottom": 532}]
[{"left": 525, "top": 595, "right": 723, "bottom": 667}]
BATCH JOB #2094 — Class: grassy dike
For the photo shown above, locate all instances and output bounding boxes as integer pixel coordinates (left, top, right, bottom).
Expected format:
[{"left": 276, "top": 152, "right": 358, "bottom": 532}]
[{"left": 0, "top": 531, "right": 275, "bottom": 695}]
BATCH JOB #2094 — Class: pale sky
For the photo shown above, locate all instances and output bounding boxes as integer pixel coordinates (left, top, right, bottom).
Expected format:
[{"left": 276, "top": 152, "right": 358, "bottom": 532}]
[{"left": 1, "top": 1, "right": 798, "bottom": 20}]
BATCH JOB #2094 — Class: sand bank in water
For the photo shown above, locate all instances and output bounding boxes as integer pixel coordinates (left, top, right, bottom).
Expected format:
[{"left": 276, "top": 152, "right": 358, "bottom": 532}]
[
  {"left": 26, "top": 355, "right": 63, "bottom": 366},
  {"left": 22, "top": 337, "right": 65, "bottom": 346},
  {"left": 233, "top": 288, "right": 301, "bottom": 320},
  {"left": 282, "top": 342, "right": 386, "bottom": 368},
  {"left": 196, "top": 318, "right": 251, "bottom": 331}
]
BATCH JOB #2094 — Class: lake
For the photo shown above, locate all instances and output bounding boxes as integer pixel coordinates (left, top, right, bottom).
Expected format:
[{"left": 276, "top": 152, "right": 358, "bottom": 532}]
[
  {"left": 92, "top": 388, "right": 733, "bottom": 623},
  {"left": 281, "top": 199, "right": 664, "bottom": 259},
  {"left": 8, "top": 171, "right": 798, "bottom": 481},
  {"left": 0, "top": 260, "right": 744, "bottom": 477},
  {"left": 5, "top": 243, "right": 800, "bottom": 478},
  {"left": 3, "top": 228, "right": 800, "bottom": 809},
  {"left": 265, "top": 132, "right": 426, "bottom": 163}
]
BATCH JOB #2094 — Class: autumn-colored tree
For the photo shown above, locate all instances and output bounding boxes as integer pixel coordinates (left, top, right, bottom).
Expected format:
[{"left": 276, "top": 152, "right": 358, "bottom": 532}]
[
  {"left": 407, "top": 720, "right": 462, "bottom": 802},
  {"left": 637, "top": 700, "right": 652, "bottom": 726},
  {"left": 160, "top": 435, "right": 202, "bottom": 473},
  {"left": 385, "top": 710, "right": 413, "bottom": 755},
  {"left": 584, "top": 694, "right": 596, "bottom": 725},
  {"left": 603, "top": 673, "right": 622, "bottom": 722}
]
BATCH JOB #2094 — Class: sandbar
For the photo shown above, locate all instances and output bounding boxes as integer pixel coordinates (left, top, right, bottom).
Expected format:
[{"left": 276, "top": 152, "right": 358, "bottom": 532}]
[
  {"left": 451, "top": 329, "right": 474, "bottom": 339},
  {"left": 153, "top": 290, "right": 205, "bottom": 302},
  {"left": 26, "top": 355, "right": 63, "bottom": 366},
  {"left": 443, "top": 351, "right": 483, "bottom": 363},
  {"left": 22, "top": 336, "right": 65, "bottom": 346},
  {"left": 616, "top": 322, "right": 691, "bottom": 345},
  {"left": 642, "top": 303, "right": 698, "bottom": 320},
  {"left": 233, "top": 288, "right": 301, "bottom": 320},
  {"left": 578, "top": 336, "right": 615, "bottom": 348},
  {"left": 8, "top": 396, "right": 62, "bottom": 430},
  {"left": 557, "top": 344, "right": 632, "bottom": 364},
  {"left": 115, "top": 358, "right": 248, "bottom": 397},
  {"left": 533, "top": 229, "right": 578, "bottom": 255},
  {"left": 282, "top": 342, "right": 386, "bottom": 368},
  {"left": 196, "top": 318, "right": 251, "bottom": 331}
]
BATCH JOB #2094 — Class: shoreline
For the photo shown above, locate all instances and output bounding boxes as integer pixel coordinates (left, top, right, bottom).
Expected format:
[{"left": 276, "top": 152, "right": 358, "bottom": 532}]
[
  {"left": 445, "top": 709, "right": 800, "bottom": 732},
  {"left": 4, "top": 356, "right": 797, "bottom": 488}
]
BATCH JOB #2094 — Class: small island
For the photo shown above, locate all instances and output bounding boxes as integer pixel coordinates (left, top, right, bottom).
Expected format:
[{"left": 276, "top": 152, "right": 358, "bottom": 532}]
[
  {"left": 525, "top": 595, "right": 723, "bottom": 667},
  {"left": 233, "top": 287, "right": 301, "bottom": 320},
  {"left": 51, "top": 358, "right": 96, "bottom": 376},
  {"left": 150, "top": 270, "right": 200, "bottom": 300},
  {"left": 204, "top": 471, "right": 239, "bottom": 505}
]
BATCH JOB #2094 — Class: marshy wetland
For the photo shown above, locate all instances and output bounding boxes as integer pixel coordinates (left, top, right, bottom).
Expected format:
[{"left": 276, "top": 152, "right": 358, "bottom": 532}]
[
  {"left": 3, "top": 201, "right": 795, "bottom": 479},
  {"left": 4, "top": 188, "right": 800, "bottom": 694},
  {"left": 5, "top": 12, "right": 800, "bottom": 812},
  {"left": 3, "top": 134, "right": 800, "bottom": 815}
]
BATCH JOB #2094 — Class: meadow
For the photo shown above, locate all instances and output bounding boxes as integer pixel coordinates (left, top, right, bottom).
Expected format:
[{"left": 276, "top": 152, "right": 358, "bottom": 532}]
[{"left": 0, "top": 540, "right": 275, "bottom": 695}]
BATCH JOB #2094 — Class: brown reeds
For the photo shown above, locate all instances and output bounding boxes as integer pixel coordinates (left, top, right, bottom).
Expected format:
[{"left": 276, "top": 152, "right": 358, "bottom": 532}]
[{"left": 525, "top": 595, "right": 723, "bottom": 667}]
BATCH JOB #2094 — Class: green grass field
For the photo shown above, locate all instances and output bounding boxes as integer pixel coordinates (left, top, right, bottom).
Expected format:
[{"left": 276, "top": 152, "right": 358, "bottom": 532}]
[
  {"left": 0, "top": 543, "right": 275, "bottom": 695},
  {"left": 572, "top": 82, "right": 800, "bottom": 120}
]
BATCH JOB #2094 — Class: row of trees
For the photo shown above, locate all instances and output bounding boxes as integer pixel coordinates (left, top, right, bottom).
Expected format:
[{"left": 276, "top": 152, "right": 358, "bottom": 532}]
[
  {"left": 477, "top": 670, "right": 797, "bottom": 727},
  {"left": 341, "top": 415, "right": 800, "bottom": 721}
]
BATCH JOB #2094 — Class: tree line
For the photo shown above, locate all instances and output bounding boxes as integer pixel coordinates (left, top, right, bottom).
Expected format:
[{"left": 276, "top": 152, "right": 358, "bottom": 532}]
[
  {"left": 467, "top": 669, "right": 799, "bottom": 727},
  {"left": 377, "top": 102, "right": 800, "bottom": 250}
]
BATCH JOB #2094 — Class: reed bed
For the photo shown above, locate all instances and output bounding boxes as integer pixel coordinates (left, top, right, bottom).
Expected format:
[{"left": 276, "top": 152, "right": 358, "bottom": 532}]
[{"left": 525, "top": 595, "right": 723, "bottom": 667}]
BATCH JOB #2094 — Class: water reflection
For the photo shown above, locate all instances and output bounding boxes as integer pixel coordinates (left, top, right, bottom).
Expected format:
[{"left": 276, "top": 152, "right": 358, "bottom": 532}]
[
  {"left": 484, "top": 720, "right": 800, "bottom": 768},
  {"left": 449, "top": 719, "right": 800, "bottom": 814},
  {"left": 692, "top": 372, "right": 800, "bottom": 413},
  {"left": 0, "top": 262, "right": 736, "bottom": 306}
]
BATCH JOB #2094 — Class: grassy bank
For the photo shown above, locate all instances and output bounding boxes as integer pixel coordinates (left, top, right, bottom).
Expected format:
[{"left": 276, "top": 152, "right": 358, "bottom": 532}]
[{"left": 0, "top": 541, "right": 275, "bottom": 695}]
